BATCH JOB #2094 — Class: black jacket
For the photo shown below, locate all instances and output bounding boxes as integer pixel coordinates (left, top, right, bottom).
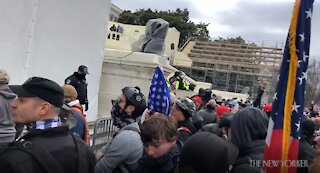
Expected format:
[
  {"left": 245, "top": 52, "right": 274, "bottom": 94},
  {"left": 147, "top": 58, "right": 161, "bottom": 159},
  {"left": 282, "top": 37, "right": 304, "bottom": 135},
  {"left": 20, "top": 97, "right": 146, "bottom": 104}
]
[
  {"left": 134, "top": 142, "right": 182, "bottom": 173},
  {"left": 231, "top": 140, "right": 264, "bottom": 173},
  {"left": 297, "top": 120, "right": 316, "bottom": 173},
  {"left": 230, "top": 107, "right": 268, "bottom": 173},
  {"left": 178, "top": 119, "right": 197, "bottom": 144},
  {"left": 0, "top": 126, "right": 95, "bottom": 173},
  {"left": 253, "top": 87, "right": 264, "bottom": 108},
  {"left": 297, "top": 136, "right": 316, "bottom": 173},
  {"left": 65, "top": 72, "right": 88, "bottom": 105}
]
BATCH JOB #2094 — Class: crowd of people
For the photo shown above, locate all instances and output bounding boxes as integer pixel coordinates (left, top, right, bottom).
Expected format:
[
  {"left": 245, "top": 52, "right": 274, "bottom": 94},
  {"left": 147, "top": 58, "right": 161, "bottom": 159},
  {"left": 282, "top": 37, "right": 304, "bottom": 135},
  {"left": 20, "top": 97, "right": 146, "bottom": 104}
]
[{"left": 1, "top": 67, "right": 320, "bottom": 173}]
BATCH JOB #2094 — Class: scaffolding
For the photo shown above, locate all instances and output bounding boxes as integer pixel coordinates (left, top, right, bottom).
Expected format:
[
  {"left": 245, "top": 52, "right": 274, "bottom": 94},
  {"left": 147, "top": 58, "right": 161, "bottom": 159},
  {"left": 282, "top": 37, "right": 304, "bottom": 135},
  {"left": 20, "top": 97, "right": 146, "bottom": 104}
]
[{"left": 175, "top": 40, "right": 283, "bottom": 99}]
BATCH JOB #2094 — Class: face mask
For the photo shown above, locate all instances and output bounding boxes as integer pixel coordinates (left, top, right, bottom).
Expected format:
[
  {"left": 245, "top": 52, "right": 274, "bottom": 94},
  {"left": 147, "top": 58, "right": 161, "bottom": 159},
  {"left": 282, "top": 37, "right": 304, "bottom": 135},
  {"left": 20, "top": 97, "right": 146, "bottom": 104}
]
[{"left": 111, "top": 98, "right": 135, "bottom": 129}]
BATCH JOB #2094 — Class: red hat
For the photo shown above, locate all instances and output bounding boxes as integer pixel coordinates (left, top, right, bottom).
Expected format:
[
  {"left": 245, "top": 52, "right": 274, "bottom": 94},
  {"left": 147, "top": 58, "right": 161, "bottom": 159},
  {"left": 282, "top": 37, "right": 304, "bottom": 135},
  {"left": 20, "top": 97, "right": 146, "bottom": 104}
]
[
  {"left": 192, "top": 96, "right": 203, "bottom": 106},
  {"left": 216, "top": 106, "right": 231, "bottom": 116},
  {"left": 263, "top": 104, "right": 272, "bottom": 113}
]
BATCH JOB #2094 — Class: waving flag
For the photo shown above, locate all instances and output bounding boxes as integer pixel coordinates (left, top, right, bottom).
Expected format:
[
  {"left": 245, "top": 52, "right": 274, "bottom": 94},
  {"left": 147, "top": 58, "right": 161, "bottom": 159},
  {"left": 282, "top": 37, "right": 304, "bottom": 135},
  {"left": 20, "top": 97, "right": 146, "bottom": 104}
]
[
  {"left": 263, "top": 0, "right": 314, "bottom": 173},
  {"left": 148, "top": 66, "right": 171, "bottom": 115}
]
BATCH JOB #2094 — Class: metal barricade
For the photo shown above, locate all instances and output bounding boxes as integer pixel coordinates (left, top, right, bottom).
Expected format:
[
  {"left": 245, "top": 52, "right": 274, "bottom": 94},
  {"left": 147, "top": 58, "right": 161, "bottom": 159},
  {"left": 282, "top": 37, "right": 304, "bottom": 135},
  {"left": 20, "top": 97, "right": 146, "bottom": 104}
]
[{"left": 91, "top": 118, "right": 117, "bottom": 153}]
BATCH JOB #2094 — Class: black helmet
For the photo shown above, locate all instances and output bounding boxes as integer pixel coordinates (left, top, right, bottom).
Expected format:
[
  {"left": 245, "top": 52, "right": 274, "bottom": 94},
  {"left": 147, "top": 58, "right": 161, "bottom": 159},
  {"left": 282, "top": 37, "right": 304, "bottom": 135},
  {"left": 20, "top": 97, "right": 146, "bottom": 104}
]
[
  {"left": 176, "top": 97, "right": 196, "bottom": 118},
  {"left": 204, "top": 88, "right": 212, "bottom": 97},
  {"left": 122, "top": 86, "right": 147, "bottom": 116},
  {"left": 174, "top": 71, "right": 185, "bottom": 77}
]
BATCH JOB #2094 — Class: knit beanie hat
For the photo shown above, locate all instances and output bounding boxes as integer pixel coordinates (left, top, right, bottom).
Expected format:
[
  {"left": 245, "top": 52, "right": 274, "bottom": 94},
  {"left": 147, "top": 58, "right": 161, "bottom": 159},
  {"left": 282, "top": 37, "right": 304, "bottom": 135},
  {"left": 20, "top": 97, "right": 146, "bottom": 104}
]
[
  {"left": 62, "top": 84, "right": 78, "bottom": 98},
  {"left": 0, "top": 69, "right": 10, "bottom": 85}
]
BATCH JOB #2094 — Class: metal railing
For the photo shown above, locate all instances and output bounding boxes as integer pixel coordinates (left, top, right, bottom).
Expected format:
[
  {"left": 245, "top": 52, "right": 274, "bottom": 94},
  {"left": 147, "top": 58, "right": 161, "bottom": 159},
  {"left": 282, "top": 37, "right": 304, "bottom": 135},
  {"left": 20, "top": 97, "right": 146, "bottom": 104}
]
[{"left": 91, "top": 118, "right": 118, "bottom": 153}]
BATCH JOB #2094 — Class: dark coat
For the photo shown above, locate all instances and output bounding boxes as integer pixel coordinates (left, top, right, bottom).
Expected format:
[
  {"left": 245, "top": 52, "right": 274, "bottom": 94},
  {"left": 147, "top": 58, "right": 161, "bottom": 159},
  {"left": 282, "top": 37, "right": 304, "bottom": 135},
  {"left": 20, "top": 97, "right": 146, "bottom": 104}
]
[
  {"left": 177, "top": 119, "right": 197, "bottom": 144},
  {"left": 134, "top": 142, "right": 182, "bottom": 173},
  {"left": 230, "top": 107, "right": 268, "bottom": 173},
  {"left": 0, "top": 126, "right": 95, "bottom": 173},
  {"left": 253, "top": 87, "right": 264, "bottom": 108},
  {"left": 198, "top": 107, "right": 216, "bottom": 125},
  {"left": 297, "top": 120, "right": 316, "bottom": 173},
  {"left": 231, "top": 140, "right": 264, "bottom": 173},
  {"left": 65, "top": 72, "right": 88, "bottom": 105}
]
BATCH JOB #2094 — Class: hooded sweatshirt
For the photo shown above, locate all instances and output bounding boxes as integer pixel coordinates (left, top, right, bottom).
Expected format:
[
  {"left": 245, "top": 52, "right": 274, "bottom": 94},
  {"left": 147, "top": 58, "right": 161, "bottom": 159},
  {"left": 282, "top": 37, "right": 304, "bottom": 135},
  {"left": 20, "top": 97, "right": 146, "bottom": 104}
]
[
  {"left": 298, "top": 120, "right": 316, "bottom": 173},
  {"left": 0, "top": 85, "right": 16, "bottom": 143},
  {"left": 230, "top": 107, "right": 268, "bottom": 173}
]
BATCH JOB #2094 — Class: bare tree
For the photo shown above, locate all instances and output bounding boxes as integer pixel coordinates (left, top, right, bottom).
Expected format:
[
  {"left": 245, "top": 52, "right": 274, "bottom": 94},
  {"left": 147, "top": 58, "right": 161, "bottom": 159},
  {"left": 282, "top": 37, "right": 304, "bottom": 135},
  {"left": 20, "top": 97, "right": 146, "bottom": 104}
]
[{"left": 305, "top": 58, "right": 320, "bottom": 106}]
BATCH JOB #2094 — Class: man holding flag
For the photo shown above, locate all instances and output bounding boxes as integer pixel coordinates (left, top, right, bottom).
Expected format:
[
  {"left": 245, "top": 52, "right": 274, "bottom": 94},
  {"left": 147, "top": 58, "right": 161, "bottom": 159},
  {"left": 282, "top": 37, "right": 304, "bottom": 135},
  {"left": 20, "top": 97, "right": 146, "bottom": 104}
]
[{"left": 263, "top": 0, "right": 314, "bottom": 173}]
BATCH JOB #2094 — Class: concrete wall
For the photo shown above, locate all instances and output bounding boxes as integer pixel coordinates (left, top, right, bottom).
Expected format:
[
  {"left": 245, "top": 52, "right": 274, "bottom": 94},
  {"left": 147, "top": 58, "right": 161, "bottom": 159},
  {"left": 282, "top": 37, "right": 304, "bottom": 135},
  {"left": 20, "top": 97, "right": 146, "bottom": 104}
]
[
  {"left": 98, "top": 49, "right": 177, "bottom": 117},
  {"left": 172, "top": 52, "right": 193, "bottom": 67},
  {"left": 0, "top": 0, "right": 111, "bottom": 122}
]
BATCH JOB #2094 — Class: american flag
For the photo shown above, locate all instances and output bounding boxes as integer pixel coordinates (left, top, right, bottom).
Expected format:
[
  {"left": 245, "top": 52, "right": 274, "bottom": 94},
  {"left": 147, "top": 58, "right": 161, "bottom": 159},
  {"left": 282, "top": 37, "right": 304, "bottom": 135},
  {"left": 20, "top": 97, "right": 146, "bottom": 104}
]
[
  {"left": 263, "top": 0, "right": 314, "bottom": 173},
  {"left": 147, "top": 66, "right": 171, "bottom": 115}
]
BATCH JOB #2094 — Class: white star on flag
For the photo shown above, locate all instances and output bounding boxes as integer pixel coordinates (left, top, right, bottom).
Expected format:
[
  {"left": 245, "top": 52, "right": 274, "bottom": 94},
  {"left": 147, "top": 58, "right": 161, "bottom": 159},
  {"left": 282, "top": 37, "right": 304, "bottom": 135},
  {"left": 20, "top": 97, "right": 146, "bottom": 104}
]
[
  {"left": 303, "top": 52, "right": 309, "bottom": 62},
  {"left": 297, "top": 77, "right": 303, "bottom": 85},
  {"left": 297, "top": 60, "right": 303, "bottom": 68},
  {"left": 292, "top": 101, "right": 300, "bottom": 113},
  {"left": 295, "top": 122, "right": 301, "bottom": 132},
  {"left": 302, "top": 72, "right": 307, "bottom": 80},
  {"left": 273, "top": 92, "right": 278, "bottom": 100},
  {"left": 305, "top": 8, "right": 312, "bottom": 19},
  {"left": 299, "top": 33, "right": 305, "bottom": 42}
]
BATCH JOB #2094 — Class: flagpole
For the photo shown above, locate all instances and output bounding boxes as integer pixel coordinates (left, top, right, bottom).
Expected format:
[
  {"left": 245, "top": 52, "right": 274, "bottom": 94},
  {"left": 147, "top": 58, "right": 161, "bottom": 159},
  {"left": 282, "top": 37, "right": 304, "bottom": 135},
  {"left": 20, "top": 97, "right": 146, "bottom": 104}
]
[{"left": 282, "top": 1, "right": 300, "bottom": 173}]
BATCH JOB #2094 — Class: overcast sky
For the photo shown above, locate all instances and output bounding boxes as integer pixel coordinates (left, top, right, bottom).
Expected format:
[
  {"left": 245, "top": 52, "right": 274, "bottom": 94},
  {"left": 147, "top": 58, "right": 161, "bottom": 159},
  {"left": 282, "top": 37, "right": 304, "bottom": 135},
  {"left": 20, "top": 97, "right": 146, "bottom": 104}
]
[{"left": 113, "top": 0, "right": 319, "bottom": 59}]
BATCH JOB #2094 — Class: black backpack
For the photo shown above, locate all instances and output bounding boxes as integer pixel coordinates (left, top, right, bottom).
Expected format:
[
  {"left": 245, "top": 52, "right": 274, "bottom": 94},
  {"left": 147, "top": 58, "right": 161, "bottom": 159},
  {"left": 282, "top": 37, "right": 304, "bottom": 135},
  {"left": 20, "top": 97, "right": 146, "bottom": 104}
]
[{"left": 9, "top": 134, "right": 88, "bottom": 173}]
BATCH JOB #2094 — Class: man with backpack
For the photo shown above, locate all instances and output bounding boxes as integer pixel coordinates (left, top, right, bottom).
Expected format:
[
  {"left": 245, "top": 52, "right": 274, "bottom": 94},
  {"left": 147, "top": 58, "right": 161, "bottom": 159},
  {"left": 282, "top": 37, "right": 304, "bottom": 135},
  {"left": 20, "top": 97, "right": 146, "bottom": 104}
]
[
  {"left": 0, "top": 77, "right": 95, "bottom": 173},
  {"left": 62, "top": 84, "right": 90, "bottom": 144},
  {"left": 95, "top": 86, "right": 146, "bottom": 173}
]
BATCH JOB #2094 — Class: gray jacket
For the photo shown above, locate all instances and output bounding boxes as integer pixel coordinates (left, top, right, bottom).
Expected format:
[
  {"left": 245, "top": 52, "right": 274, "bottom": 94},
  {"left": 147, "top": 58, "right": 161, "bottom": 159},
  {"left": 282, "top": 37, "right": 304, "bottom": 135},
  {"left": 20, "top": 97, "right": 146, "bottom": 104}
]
[
  {"left": 0, "top": 85, "right": 16, "bottom": 143},
  {"left": 95, "top": 122, "right": 143, "bottom": 173}
]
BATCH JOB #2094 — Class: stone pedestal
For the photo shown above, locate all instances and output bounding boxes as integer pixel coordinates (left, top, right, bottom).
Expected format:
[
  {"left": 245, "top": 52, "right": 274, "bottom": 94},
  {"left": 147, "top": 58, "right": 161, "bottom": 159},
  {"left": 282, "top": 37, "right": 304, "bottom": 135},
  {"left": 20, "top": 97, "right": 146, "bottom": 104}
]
[{"left": 98, "top": 49, "right": 177, "bottom": 118}]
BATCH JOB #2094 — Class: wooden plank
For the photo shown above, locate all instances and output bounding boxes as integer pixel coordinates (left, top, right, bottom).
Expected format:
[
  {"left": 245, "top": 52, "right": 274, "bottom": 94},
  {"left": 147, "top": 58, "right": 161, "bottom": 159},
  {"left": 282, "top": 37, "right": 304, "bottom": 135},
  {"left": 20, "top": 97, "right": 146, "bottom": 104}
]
[
  {"left": 193, "top": 45, "right": 283, "bottom": 55},
  {"left": 190, "top": 48, "right": 282, "bottom": 59},
  {"left": 188, "top": 52, "right": 280, "bottom": 64},
  {"left": 191, "top": 58, "right": 279, "bottom": 69},
  {"left": 175, "top": 65, "right": 274, "bottom": 78},
  {"left": 195, "top": 41, "right": 283, "bottom": 51}
]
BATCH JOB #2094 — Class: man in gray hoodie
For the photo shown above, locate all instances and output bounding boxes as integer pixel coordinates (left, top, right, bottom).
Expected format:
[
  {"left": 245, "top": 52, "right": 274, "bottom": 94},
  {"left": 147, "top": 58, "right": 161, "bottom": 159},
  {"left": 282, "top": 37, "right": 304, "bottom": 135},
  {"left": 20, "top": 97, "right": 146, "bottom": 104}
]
[
  {"left": 0, "top": 69, "right": 16, "bottom": 154},
  {"left": 95, "top": 86, "right": 146, "bottom": 173}
]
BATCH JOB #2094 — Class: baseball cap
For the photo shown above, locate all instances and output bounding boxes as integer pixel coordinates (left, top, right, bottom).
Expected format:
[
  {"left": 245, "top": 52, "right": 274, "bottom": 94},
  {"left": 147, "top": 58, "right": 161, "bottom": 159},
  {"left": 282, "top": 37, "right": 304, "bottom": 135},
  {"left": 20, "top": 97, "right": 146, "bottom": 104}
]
[
  {"left": 78, "top": 65, "right": 89, "bottom": 75},
  {"left": 179, "top": 132, "right": 239, "bottom": 173},
  {"left": 9, "top": 77, "right": 64, "bottom": 107},
  {"left": 262, "top": 104, "right": 272, "bottom": 113}
]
